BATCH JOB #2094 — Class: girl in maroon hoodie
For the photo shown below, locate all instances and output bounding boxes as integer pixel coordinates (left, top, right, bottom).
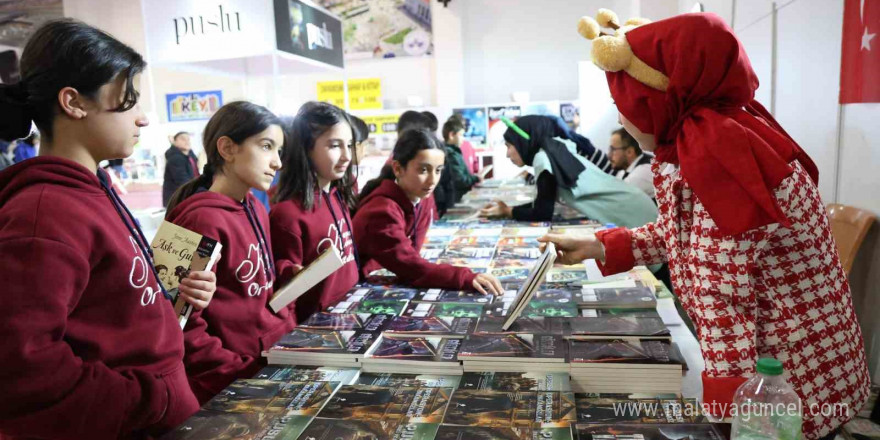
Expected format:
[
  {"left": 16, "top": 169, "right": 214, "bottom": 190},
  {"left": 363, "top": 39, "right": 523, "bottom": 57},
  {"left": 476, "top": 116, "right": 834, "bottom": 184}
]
[
  {"left": 0, "top": 20, "right": 216, "bottom": 439},
  {"left": 164, "top": 101, "right": 292, "bottom": 404},
  {"left": 270, "top": 102, "right": 360, "bottom": 323},
  {"left": 353, "top": 129, "right": 503, "bottom": 295}
]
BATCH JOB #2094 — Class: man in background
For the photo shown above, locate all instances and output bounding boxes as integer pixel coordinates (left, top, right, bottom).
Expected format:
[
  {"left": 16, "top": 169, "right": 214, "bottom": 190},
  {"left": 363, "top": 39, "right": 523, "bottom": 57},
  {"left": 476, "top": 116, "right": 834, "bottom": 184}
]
[
  {"left": 162, "top": 131, "right": 199, "bottom": 207},
  {"left": 609, "top": 128, "right": 654, "bottom": 199}
]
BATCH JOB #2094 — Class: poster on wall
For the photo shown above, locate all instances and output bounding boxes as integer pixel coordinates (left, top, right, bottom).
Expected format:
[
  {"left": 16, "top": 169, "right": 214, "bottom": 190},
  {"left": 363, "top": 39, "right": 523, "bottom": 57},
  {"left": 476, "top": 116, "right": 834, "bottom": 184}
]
[
  {"left": 316, "top": 0, "right": 432, "bottom": 59},
  {"left": 274, "top": 0, "right": 344, "bottom": 68},
  {"left": 316, "top": 78, "right": 383, "bottom": 109},
  {"left": 166, "top": 90, "right": 223, "bottom": 122},
  {"left": 361, "top": 114, "right": 399, "bottom": 134},
  {"left": 452, "top": 107, "right": 488, "bottom": 147},
  {"left": 487, "top": 105, "right": 522, "bottom": 147},
  {"left": 317, "top": 80, "right": 345, "bottom": 107}
]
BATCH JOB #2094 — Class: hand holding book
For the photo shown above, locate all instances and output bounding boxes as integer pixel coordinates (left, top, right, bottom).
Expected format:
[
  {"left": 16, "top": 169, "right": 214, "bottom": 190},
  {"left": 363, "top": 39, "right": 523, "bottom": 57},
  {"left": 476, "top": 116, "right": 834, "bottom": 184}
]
[
  {"left": 537, "top": 233, "right": 605, "bottom": 265},
  {"left": 176, "top": 270, "right": 217, "bottom": 310}
]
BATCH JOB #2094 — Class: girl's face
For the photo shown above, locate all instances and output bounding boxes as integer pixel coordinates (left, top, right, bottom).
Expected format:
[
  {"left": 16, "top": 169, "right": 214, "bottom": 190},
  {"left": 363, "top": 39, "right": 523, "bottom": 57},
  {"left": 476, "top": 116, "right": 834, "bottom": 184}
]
[
  {"left": 79, "top": 74, "right": 149, "bottom": 161},
  {"left": 223, "top": 124, "right": 284, "bottom": 192},
  {"left": 394, "top": 149, "right": 446, "bottom": 202},
  {"left": 309, "top": 122, "right": 353, "bottom": 188},
  {"left": 506, "top": 142, "right": 525, "bottom": 167},
  {"left": 618, "top": 111, "right": 657, "bottom": 152}
]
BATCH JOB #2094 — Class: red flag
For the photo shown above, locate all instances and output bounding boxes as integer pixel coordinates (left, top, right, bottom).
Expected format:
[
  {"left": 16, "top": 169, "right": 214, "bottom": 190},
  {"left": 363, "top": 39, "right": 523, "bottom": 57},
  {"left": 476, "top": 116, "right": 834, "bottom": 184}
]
[{"left": 840, "top": 0, "right": 880, "bottom": 103}]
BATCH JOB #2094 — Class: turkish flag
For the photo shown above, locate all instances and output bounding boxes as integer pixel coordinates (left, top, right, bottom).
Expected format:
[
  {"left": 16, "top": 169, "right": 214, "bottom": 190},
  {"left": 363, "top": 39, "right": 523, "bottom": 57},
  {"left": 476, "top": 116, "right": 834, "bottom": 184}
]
[{"left": 840, "top": 0, "right": 880, "bottom": 103}]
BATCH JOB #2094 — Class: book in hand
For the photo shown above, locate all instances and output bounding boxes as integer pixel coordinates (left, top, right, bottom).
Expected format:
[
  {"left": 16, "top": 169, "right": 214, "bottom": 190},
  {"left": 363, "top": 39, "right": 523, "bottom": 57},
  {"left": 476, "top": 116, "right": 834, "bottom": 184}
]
[
  {"left": 269, "top": 245, "right": 344, "bottom": 312},
  {"left": 150, "top": 221, "right": 222, "bottom": 329},
  {"left": 501, "top": 242, "right": 557, "bottom": 330}
]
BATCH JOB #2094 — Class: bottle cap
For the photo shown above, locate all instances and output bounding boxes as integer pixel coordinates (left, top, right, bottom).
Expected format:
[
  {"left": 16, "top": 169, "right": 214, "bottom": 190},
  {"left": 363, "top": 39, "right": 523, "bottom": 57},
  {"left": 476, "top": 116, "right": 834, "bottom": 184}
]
[{"left": 756, "top": 357, "right": 784, "bottom": 376}]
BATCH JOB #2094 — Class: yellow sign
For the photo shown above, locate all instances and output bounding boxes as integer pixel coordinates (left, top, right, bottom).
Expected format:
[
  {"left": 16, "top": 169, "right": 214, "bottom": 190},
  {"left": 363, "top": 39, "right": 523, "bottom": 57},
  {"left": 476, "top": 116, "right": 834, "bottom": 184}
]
[
  {"left": 361, "top": 114, "right": 400, "bottom": 134},
  {"left": 316, "top": 78, "right": 382, "bottom": 110},
  {"left": 347, "top": 78, "right": 382, "bottom": 110},
  {"left": 316, "top": 81, "right": 344, "bottom": 107}
]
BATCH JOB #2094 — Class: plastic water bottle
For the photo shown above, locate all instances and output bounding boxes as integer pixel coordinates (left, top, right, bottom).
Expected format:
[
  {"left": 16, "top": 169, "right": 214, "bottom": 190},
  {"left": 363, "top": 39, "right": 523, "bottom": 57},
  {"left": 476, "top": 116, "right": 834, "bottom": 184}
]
[{"left": 730, "top": 358, "right": 803, "bottom": 440}]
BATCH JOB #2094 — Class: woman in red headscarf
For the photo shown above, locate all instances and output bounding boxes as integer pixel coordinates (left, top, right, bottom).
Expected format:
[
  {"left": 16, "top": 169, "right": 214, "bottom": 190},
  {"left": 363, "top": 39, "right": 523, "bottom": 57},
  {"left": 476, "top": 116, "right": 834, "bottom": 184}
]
[{"left": 539, "top": 11, "right": 870, "bottom": 439}]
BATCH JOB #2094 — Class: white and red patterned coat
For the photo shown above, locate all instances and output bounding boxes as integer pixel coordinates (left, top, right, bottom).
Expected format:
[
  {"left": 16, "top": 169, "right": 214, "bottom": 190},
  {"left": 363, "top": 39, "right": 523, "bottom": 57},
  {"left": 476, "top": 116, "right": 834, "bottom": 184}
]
[{"left": 596, "top": 160, "right": 871, "bottom": 439}]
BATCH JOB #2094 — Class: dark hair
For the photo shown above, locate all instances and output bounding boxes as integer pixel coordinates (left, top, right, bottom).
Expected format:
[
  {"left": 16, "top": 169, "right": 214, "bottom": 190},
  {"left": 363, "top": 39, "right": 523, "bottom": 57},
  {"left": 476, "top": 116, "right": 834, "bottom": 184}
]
[
  {"left": 156, "top": 264, "right": 168, "bottom": 272},
  {"left": 166, "top": 101, "right": 282, "bottom": 213},
  {"left": 0, "top": 19, "right": 146, "bottom": 141},
  {"left": 421, "top": 111, "right": 438, "bottom": 132},
  {"left": 173, "top": 131, "right": 189, "bottom": 141},
  {"left": 442, "top": 118, "right": 464, "bottom": 142},
  {"left": 359, "top": 128, "right": 445, "bottom": 202},
  {"left": 397, "top": 111, "right": 430, "bottom": 134},
  {"left": 613, "top": 128, "right": 642, "bottom": 156},
  {"left": 349, "top": 115, "right": 369, "bottom": 144},
  {"left": 273, "top": 101, "right": 357, "bottom": 211}
]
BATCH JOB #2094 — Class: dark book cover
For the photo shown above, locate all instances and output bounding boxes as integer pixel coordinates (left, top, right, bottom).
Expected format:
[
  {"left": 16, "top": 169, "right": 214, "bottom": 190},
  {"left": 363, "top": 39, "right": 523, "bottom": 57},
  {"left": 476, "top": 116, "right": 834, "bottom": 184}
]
[
  {"left": 296, "top": 417, "right": 395, "bottom": 440},
  {"left": 575, "top": 395, "right": 679, "bottom": 424},
  {"left": 265, "top": 380, "right": 337, "bottom": 417},
  {"left": 368, "top": 335, "right": 462, "bottom": 363},
  {"left": 475, "top": 316, "right": 568, "bottom": 335},
  {"left": 385, "top": 315, "right": 476, "bottom": 336},
  {"left": 298, "top": 312, "right": 364, "bottom": 330},
  {"left": 161, "top": 410, "right": 272, "bottom": 440},
  {"left": 253, "top": 365, "right": 357, "bottom": 383},
  {"left": 569, "top": 339, "right": 681, "bottom": 365},
  {"left": 533, "top": 288, "right": 575, "bottom": 303},
  {"left": 203, "top": 379, "right": 283, "bottom": 414},
  {"left": 317, "top": 385, "right": 403, "bottom": 421},
  {"left": 405, "top": 302, "right": 484, "bottom": 319},
  {"left": 580, "top": 308, "right": 664, "bottom": 319},
  {"left": 523, "top": 302, "right": 578, "bottom": 318},
  {"left": 272, "top": 329, "right": 378, "bottom": 356},
  {"left": 573, "top": 423, "right": 724, "bottom": 440},
  {"left": 434, "top": 425, "right": 531, "bottom": 440},
  {"left": 444, "top": 390, "right": 576, "bottom": 428},
  {"left": 364, "top": 287, "right": 420, "bottom": 301},
  {"left": 459, "top": 334, "right": 566, "bottom": 361},
  {"left": 355, "top": 372, "right": 462, "bottom": 388},
  {"left": 459, "top": 372, "right": 571, "bottom": 392},
  {"left": 355, "top": 299, "right": 409, "bottom": 316},
  {"left": 413, "top": 288, "right": 495, "bottom": 304},
  {"left": 577, "top": 287, "right": 657, "bottom": 307},
  {"left": 569, "top": 317, "right": 670, "bottom": 337}
]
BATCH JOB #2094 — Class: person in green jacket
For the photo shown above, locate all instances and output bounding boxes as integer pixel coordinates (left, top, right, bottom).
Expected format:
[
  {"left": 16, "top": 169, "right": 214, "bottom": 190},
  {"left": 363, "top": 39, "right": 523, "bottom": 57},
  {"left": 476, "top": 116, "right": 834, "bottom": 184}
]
[
  {"left": 479, "top": 115, "right": 657, "bottom": 228},
  {"left": 442, "top": 117, "right": 481, "bottom": 199}
]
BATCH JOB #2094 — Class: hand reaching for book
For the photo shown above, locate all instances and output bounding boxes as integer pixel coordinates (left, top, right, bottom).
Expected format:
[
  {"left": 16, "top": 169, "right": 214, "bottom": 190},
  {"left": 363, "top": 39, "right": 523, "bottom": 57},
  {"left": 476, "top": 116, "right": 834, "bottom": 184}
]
[
  {"left": 473, "top": 273, "right": 504, "bottom": 296},
  {"left": 537, "top": 233, "right": 605, "bottom": 265},
  {"left": 479, "top": 200, "right": 512, "bottom": 219},
  {"left": 178, "top": 270, "right": 217, "bottom": 310}
]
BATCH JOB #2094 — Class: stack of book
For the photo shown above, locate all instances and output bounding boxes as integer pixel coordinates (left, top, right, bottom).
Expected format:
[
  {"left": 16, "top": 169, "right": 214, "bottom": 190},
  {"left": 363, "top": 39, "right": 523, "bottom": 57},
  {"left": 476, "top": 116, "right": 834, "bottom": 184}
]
[
  {"left": 264, "top": 328, "right": 380, "bottom": 367},
  {"left": 361, "top": 334, "right": 464, "bottom": 375},
  {"left": 458, "top": 333, "right": 569, "bottom": 373},
  {"left": 567, "top": 316, "right": 671, "bottom": 339},
  {"left": 568, "top": 339, "right": 685, "bottom": 394}
]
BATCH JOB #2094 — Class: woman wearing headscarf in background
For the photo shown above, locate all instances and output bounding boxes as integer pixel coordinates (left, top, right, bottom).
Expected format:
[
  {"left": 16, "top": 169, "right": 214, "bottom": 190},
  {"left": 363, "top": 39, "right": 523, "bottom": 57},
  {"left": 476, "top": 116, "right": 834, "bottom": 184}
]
[
  {"left": 479, "top": 115, "right": 657, "bottom": 228},
  {"left": 540, "top": 11, "right": 869, "bottom": 439}
]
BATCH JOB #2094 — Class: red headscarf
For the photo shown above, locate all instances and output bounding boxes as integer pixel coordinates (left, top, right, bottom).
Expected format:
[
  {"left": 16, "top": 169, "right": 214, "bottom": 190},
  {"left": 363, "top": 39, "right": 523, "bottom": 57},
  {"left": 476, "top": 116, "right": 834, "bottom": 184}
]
[{"left": 607, "top": 13, "right": 819, "bottom": 236}]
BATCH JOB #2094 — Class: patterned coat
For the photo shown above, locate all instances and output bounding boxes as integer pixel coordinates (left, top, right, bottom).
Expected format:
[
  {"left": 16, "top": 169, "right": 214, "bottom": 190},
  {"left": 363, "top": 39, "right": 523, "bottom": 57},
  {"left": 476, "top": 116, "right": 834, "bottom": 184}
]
[{"left": 597, "top": 160, "right": 871, "bottom": 439}]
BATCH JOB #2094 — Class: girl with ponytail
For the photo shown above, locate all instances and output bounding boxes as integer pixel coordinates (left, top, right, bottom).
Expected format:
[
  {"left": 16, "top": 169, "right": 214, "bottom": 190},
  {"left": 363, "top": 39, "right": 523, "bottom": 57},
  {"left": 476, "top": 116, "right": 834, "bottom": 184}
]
[
  {"left": 353, "top": 129, "right": 503, "bottom": 295},
  {"left": 0, "top": 20, "right": 215, "bottom": 438},
  {"left": 164, "top": 101, "right": 292, "bottom": 404},
  {"left": 270, "top": 101, "right": 360, "bottom": 323}
]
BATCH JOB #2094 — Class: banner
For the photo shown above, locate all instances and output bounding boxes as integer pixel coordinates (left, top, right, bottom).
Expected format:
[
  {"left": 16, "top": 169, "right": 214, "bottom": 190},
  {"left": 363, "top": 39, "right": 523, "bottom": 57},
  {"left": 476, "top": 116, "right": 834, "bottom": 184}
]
[
  {"left": 840, "top": 0, "right": 880, "bottom": 103},
  {"left": 316, "top": 0, "right": 432, "bottom": 59},
  {"left": 361, "top": 114, "right": 400, "bottom": 134},
  {"left": 166, "top": 90, "right": 223, "bottom": 122},
  {"left": 452, "top": 107, "right": 488, "bottom": 146},
  {"left": 316, "top": 81, "right": 345, "bottom": 107},
  {"left": 275, "top": 0, "right": 344, "bottom": 68},
  {"left": 316, "top": 78, "right": 382, "bottom": 109}
]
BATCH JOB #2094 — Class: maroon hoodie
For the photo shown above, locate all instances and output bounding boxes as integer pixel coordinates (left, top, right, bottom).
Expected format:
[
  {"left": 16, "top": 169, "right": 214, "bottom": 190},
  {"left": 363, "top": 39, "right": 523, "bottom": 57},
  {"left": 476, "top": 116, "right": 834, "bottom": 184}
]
[
  {"left": 166, "top": 191, "right": 295, "bottom": 404},
  {"left": 270, "top": 188, "right": 359, "bottom": 323},
  {"left": 353, "top": 179, "right": 477, "bottom": 290},
  {"left": 0, "top": 157, "right": 198, "bottom": 439}
]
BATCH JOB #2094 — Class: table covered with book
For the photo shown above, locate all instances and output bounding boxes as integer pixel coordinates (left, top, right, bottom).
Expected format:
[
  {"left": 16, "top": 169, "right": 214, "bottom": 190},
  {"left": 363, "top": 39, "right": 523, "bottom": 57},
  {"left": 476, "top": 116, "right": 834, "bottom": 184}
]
[{"left": 163, "top": 179, "right": 718, "bottom": 440}]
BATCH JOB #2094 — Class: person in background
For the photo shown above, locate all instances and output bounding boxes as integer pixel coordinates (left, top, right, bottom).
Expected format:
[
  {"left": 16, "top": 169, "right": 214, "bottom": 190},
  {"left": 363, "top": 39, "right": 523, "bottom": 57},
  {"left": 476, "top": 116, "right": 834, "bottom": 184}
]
[
  {"left": 552, "top": 115, "right": 614, "bottom": 174},
  {"left": 350, "top": 114, "right": 369, "bottom": 163},
  {"left": 164, "top": 101, "right": 290, "bottom": 404},
  {"left": 162, "top": 131, "right": 198, "bottom": 207},
  {"left": 442, "top": 116, "right": 480, "bottom": 198},
  {"left": 421, "top": 111, "right": 439, "bottom": 134},
  {"left": 396, "top": 110, "right": 455, "bottom": 217},
  {"left": 354, "top": 128, "right": 502, "bottom": 295},
  {"left": 271, "top": 102, "right": 360, "bottom": 323},
  {"left": 0, "top": 19, "right": 215, "bottom": 438},
  {"left": 479, "top": 115, "right": 656, "bottom": 227},
  {"left": 542, "top": 12, "right": 869, "bottom": 438},
  {"left": 12, "top": 132, "right": 39, "bottom": 163},
  {"left": 608, "top": 127, "right": 654, "bottom": 198},
  {"left": 449, "top": 114, "right": 479, "bottom": 174}
]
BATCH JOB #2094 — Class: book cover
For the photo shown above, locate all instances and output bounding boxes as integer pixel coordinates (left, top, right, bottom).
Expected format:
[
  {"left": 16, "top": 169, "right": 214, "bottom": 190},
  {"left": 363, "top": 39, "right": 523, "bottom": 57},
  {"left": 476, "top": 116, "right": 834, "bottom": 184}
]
[
  {"left": 253, "top": 365, "right": 359, "bottom": 384},
  {"left": 366, "top": 335, "right": 462, "bottom": 364},
  {"left": 412, "top": 288, "right": 494, "bottom": 304},
  {"left": 495, "top": 246, "right": 542, "bottom": 260},
  {"left": 577, "top": 287, "right": 657, "bottom": 308},
  {"left": 532, "top": 288, "right": 575, "bottom": 303},
  {"left": 162, "top": 410, "right": 271, "bottom": 440},
  {"left": 354, "top": 372, "right": 463, "bottom": 388},
  {"left": 459, "top": 334, "right": 566, "bottom": 361},
  {"left": 355, "top": 299, "right": 410, "bottom": 316},
  {"left": 490, "top": 267, "right": 532, "bottom": 282},
  {"left": 522, "top": 302, "right": 578, "bottom": 318},
  {"left": 501, "top": 242, "right": 557, "bottom": 331},
  {"left": 441, "top": 246, "right": 497, "bottom": 259},
  {"left": 296, "top": 417, "right": 395, "bottom": 440},
  {"left": 434, "top": 425, "right": 574, "bottom": 440},
  {"left": 459, "top": 372, "right": 571, "bottom": 392},
  {"left": 579, "top": 308, "right": 663, "bottom": 319},
  {"left": 203, "top": 379, "right": 283, "bottom": 414},
  {"left": 298, "top": 312, "right": 365, "bottom": 331},
  {"left": 546, "top": 268, "right": 588, "bottom": 284},
  {"left": 265, "top": 380, "right": 337, "bottom": 417},
  {"left": 269, "top": 245, "right": 344, "bottom": 312},
  {"left": 449, "top": 235, "right": 500, "bottom": 247},
  {"left": 572, "top": 423, "right": 724, "bottom": 440},
  {"left": 568, "top": 339, "right": 681, "bottom": 366},
  {"left": 404, "top": 302, "right": 484, "bottom": 319},
  {"left": 444, "top": 390, "right": 576, "bottom": 428},
  {"left": 150, "top": 220, "right": 222, "bottom": 328},
  {"left": 271, "top": 329, "right": 378, "bottom": 356},
  {"left": 474, "top": 316, "right": 567, "bottom": 335},
  {"left": 384, "top": 315, "right": 477, "bottom": 337},
  {"left": 568, "top": 317, "right": 670, "bottom": 338},
  {"left": 363, "top": 287, "right": 421, "bottom": 301},
  {"left": 497, "top": 236, "right": 541, "bottom": 248},
  {"left": 491, "top": 258, "right": 536, "bottom": 269}
]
